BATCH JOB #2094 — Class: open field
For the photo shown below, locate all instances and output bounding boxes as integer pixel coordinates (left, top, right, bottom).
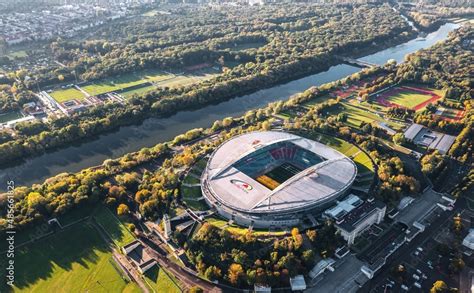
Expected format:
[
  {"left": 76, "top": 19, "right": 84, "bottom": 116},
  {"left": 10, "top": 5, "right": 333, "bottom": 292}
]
[
  {"left": 120, "top": 85, "right": 156, "bottom": 98},
  {"left": 143, "top": 266, "right": 181, "bottom": 293},
  {"left": 81, "top": 69, "right": 174, "bottom": 96},
  {"left": 93, "top": 205, "right": 136, "bottom": 248},
  {"left": 49, "top": 87, "right": 86, "bottom": 102},
  {"left": 375, "top": 86, "right": 442, "bottom": 110},
  {"left": 302, "top": 94, "right": 332, "bottom": 108},
  {"left": 78, "top": 67, "right": 220, "bottom": 98},
  {"left": 1, "top": 222, "right": 140, "bottom": 293},
  {"left": 328, "top": 102, "right": 405, "bottom": 131}
]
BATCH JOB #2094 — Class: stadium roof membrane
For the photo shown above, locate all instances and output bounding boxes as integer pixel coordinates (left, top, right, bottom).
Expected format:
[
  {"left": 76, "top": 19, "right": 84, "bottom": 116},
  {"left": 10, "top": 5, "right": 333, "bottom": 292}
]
[{"left": 204, "top": 131, "right": 357, "bottom": 214}]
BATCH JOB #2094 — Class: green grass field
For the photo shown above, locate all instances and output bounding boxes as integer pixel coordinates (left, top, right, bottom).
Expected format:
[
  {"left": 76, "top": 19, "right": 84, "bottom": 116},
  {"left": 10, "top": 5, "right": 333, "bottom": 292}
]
[
  {"left": 331, "top": 102, "right": 405, "bottom": 131},
  {"left": 120, "top": 85, "right": 156, "bottom": 98},
  {"left": 93, "top": 205, "right": 135, "bottom": 248},
  {"left": 352, "top": 151, "right": 374, "bottom": 173},
  {"left": 143, "top": 266, "right": 181, "bottom": 293},
  {"left": 302, "top": 94, "right": 333, "bottom": 108},
  {"left": 301, "top": 131, "right": 374, "bottom": 174},
  {"left": 82, "top": 68, "right": 219, "bottom": 97},
  {"left": 49, "top": 88, "right": 86, "bottom": 102},
  {"left": 205, "top": 216, "right": 286, "bottom": 237},
  {"left": 2, "top": 223, "right": 141, "bottom": 293},
  {"left": 81, "top": 69, "right": 175, "bottom": 97},
  {"left": 385, "top": 91, "right": 434, "bottom": 109}
]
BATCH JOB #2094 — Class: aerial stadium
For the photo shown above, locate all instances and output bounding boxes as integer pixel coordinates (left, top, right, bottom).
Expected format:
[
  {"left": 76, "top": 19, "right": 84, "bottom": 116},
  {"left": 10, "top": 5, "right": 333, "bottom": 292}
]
[{"left": 201, "top": 131, "right": 358, "bottom": 228}]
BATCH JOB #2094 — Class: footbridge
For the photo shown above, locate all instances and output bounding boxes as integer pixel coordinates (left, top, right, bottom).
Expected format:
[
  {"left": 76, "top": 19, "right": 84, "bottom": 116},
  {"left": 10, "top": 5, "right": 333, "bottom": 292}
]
[{"left": 335, "top": 56, "right": 379, "bottom": 68}]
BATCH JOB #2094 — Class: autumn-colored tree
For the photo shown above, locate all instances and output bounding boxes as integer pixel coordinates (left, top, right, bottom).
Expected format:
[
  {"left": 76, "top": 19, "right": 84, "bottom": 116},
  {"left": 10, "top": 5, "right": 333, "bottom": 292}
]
[
  {"left": 306, "top": 229, "right": 317, "bottom": 243},
  {"left": 117, "top": 203, "right": 130, "bottom": 216},
  {"left": 430, "top": 280, "right": 448, "bottom": 293},
  {"left": 228, "top": 263, "right": 245, "bottom": 286}
]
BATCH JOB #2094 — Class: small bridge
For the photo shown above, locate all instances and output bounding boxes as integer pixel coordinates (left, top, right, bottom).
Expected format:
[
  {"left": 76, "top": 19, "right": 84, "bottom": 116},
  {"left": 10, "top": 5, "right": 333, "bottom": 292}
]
[{"left": 336, "top": 56, "right": 379, "bottom": 68}]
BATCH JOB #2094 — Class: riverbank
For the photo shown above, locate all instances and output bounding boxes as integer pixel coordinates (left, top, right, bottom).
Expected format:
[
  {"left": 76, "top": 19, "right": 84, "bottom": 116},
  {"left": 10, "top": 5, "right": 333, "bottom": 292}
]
[{"left": 0, "top": 23, "right": 460, "bottom": 190}]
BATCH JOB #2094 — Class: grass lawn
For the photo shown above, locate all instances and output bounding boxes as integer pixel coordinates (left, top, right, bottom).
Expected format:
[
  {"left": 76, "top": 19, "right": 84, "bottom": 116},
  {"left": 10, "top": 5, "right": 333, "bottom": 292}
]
[
  {"left": 93, "top": 205, "right": 135, "bottom": 248},
  {"left": 81, "top": 69, "right": 175, "bottom": 96},
  {"left": 194, "top": 157, "right": 209, "bottom": 170},
  {"left": 300, "top": 131, "right": 374, "bottom": 174},
  {"left": 205, "top": 217, "right": 286, "bottom": 237},
  {"left": 302, "top": 94, "right": 333, "bottom": 108},
  {"left": 120, "top": 85, "right": 156, "bottom": 99},
  {"left": 155, "top": 73, "right": 214, "bottom": 88},
  {"left": 353, "top": 152, "right": 374, "bottom": 173},
  {"left": 181, "top": 186, "right": 202, "bottom": 199},
  {"left": 82, "top": 68, "right": 219, "bottom": 96},
  {"left": 143, "top": 266, "right": 181, "bottom": 293},
  {"left": 183, "top": 175, "right": 200, "bottom": 185},
  {"left": 49, "top": 88, "right": 86, "bottom": 102},
  {"left": 333, "top": 102, "right": 404, "bottom": 131},
  {"left": 385, "top": 90, "right": 434, "bottom": 109},
  {"left": 2, "top": 222, "right": 141, "bottom": 293}
]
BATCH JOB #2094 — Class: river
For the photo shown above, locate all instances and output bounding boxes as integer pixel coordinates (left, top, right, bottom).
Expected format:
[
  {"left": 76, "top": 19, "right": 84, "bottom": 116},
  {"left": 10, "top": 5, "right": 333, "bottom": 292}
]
[{"left": 0, "top": 23, "right": 460, "bottom": 189}]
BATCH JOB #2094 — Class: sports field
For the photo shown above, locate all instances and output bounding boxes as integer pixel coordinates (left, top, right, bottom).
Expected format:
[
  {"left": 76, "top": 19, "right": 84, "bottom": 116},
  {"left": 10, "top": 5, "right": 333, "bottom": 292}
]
[
  {"left": 3, "top": 222, "right": 140, "bottom": 293},
  {"left": 80, "top": 67, "right": 219, "bottom": 98},
  {"left": 0, "top": 205, "right": 143, "bottom": 293},
  {"left": 375, "top": 86, "right": 442, "bottom": 110},
  {"left": 331, "top": 102, "right": 405, "bottom": 131},
  {"left": 435, "top": 106, "right": 465, "bottom": 121},
  {"left": 81, "top": 69, "right": 175, "bottom": 97},
  {"left": 49, "top": 87, "right": 86, "bottom": 102}
]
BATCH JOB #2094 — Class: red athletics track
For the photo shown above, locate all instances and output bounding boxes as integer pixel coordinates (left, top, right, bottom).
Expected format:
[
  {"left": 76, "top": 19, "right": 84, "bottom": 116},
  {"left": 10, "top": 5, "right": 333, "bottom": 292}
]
[{"left": 375, "top": 86, "right": 442, "bottom": 110}]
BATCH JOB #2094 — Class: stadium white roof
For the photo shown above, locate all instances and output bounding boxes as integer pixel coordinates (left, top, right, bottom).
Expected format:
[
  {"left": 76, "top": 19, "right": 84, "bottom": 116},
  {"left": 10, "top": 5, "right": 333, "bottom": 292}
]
[{"left": 204, "top": 131, "right": 357, "bottom": 213}]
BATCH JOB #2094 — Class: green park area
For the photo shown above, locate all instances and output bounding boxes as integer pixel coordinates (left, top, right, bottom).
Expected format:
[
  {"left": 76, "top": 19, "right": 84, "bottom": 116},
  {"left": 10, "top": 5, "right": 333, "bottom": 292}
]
[
  {"left": 331, "top": 102, "right": 405, "bottom": 131},
  {"left": 0, "top": 205, "right": 147, "bottom": 293},
  {"left": 143, "top": 266, "right": 181, "bottom": 293},
  {"left": 205, "top": 216, "right": 286, "bottom": 237},
  {"left": 81, "top": 69, "right": 175, "bottom": 97},
  {"left": 93, "top": 205, "right": 136, "bottom": 247},
  {"left": 2, "top": 222, "right": 140, "bottom": 293},
  {"left": 77, "top": 67, "right": 219, "bottom": 99},
  {"left": 49, "top": 87, "right": 86, "bottom": 103}
]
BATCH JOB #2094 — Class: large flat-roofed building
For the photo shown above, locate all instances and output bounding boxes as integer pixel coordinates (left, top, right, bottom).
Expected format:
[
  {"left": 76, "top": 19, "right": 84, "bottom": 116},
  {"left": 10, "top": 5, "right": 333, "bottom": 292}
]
[
  {"left": 325, "top": 196, "right": 386, "bottom": 245},
  {"left": 201, "top": 131, "right": 357, "bottom": 228},
  {"left": 404, "top": 123, "right": 456, "bottom": 154},
  {"left": 463, "top": 229, "right": 474, "bottom": 250}
]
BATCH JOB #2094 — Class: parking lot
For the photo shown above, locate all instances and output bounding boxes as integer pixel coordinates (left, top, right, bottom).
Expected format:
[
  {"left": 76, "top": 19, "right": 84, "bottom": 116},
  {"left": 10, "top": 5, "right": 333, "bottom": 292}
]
[{"left": 369, "top": 209, "right": 472, "bottom": 293}]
